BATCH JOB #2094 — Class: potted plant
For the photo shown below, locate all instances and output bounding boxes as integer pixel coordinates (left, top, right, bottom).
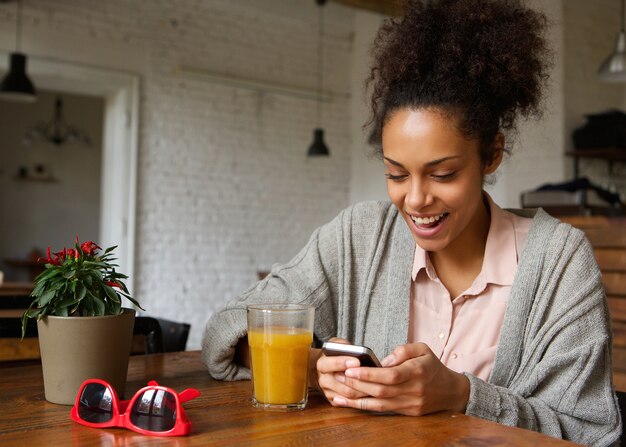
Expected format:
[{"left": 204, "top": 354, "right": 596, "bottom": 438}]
[{"left": 22, "top": 238, "right": 143, "bottom": 405}]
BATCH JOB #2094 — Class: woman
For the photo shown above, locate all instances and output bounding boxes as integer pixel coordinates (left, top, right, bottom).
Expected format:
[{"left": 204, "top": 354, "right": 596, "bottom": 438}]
[{"left": 203, "top": 0, "right": 621, "bottom": 444}]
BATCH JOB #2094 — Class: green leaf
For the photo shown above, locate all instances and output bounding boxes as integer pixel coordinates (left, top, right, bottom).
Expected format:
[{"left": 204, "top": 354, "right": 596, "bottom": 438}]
[
  {"left": 75, "top": 283, "right": 87, "bottom": 301},
  {"left": 38, "top": 289, "right": 57, "bottom": 306},
  {"left": 93, "top": 296, "right": 105, "bottom": 316},
  {"left": 82, "top": 295, "right": 94, "bottom": 316},
  {"left": 125, "top": 295, "right": 145, "bottom": 310},
  {"left": 56, "top": 305, "right": 69, "bottom": 317},
  {"left": 35, "top": 268, "right": 60, "bottom": 283},
  {"left": 31, "top": 280, "right": 46, "bottom": 297},
  {"left": 104, "top": 286, "right": 119, "bottom": 302},
  {"left": 110, "top": 299, "right": 122, "bottom": 315}
]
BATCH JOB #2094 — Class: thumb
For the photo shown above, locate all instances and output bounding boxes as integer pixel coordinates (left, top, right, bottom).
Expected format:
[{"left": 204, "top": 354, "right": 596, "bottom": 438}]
[{"left": 382, "top": 342, "right": 433, "bottom": 367}]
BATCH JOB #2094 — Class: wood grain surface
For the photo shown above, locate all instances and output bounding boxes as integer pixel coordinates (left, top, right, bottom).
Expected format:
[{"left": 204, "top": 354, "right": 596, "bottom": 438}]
[{"left": 0, "top": 351, "right": 580, "bottom": 446}]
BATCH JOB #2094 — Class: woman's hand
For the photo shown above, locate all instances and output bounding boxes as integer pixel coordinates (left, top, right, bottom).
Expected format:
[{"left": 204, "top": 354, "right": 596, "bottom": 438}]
[
  {"left": 330, "top": 342, "right": 470, "bottom": 416},
  {"left": 313, "top": 338, "right": 369, "bottom": 402}
]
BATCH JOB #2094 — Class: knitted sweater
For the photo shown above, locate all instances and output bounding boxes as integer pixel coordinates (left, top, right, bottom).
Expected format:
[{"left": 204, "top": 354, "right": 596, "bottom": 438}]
[{"left": 202, "top": 201, "right": 621, "bottom": 446}]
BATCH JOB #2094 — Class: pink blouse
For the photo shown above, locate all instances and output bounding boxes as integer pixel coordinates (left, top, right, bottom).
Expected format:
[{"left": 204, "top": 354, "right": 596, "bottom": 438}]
[{"left": 408, "top": 195, "right": 532, "bottom": 381}]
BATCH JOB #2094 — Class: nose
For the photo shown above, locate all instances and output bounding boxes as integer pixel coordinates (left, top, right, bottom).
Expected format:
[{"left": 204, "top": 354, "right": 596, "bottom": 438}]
[{"left": 406, "top": 177, "right": 432, "bottom": 210}]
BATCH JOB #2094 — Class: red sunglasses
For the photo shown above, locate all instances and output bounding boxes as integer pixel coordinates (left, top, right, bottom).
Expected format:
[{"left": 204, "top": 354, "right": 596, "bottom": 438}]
[{"left": 71, "top": 379, "right": 201, "bottom": 436}]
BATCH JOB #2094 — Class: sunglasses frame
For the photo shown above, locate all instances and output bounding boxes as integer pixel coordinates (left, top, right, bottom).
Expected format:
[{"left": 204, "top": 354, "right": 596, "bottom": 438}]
[{"left": 70, "top": 378, "right": 200, "bottom": 437}]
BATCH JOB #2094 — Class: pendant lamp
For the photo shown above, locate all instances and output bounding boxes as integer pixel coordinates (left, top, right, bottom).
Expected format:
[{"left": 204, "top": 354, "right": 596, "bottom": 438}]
[
  {"left": 598, "top": 0, "right": 626, "bottom": 82},
  {"left": 307, "top": 0, "right": 330, "bottom": 156},
  {"left": 0, "top": 0, "right": 37, "bottom": 102}
]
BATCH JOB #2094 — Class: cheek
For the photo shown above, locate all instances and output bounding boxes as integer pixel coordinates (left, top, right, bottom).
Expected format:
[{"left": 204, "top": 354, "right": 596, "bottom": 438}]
[
  {"left": 436, "top": 178, "right": 482, "bottom": 210},
  {"left": 385, "top": 182, "right": 405, "bottom": 207}
]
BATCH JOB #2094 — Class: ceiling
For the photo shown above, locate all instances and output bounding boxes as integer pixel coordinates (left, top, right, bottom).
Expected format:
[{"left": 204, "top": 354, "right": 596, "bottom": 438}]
[
  {"left": 330, "top": 0, "right": 404, "bottom": 16},
  {"left": 0, "top": 0, "right": 404, "bottom": 16}
]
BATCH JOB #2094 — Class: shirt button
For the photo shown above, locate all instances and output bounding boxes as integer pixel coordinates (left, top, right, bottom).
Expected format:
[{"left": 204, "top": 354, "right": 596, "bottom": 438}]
[
  {"left": 438, "top": 332, "right": 445, "bottom": 339},
  {"left": 452, "top": 354, "right": 458, "bottom": 359}
]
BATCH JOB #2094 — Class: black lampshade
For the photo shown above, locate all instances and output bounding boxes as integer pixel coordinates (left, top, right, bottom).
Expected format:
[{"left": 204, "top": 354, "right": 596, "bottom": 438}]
[
  {"left": 307, "top": 128, "right": 330, "bottom": 156},
  {"left": 0, "top": 53, "right": 37, "bottom": 102}
]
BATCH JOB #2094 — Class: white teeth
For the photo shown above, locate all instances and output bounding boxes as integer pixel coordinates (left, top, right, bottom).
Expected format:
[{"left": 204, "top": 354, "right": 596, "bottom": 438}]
[{"left": 411, "top": 213, "right": 446, "bottom": 226}]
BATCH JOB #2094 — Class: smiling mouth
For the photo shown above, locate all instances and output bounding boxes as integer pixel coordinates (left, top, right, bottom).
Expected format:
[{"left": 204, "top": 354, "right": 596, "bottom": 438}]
[{"left": 410, "top": 212, "right": 449, "bottom": 228}]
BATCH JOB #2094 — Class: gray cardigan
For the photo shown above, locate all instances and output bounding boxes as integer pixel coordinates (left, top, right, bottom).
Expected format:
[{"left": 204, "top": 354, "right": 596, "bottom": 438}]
[{"left": 202, "top": 201, "right": 621, "bottom": 446}]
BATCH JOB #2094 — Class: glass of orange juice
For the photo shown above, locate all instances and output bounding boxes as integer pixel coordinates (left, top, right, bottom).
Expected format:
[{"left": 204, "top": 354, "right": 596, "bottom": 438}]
[{"left": 247, "top": 304, "right": 315, "bottom": 411}]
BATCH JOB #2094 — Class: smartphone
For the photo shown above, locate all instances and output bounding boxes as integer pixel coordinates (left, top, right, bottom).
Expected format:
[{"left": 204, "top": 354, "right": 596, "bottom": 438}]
[{"left": 321, "top": 341, "right": 382, "bottom": 367}]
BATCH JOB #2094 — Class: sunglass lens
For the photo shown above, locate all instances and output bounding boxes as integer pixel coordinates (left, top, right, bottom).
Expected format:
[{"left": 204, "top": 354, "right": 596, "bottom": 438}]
[
  {"left": 130, "top": 389, "right": 177, "bottom": 432},
  {"left": 78, "top": 383, "right": 115, "bottom": 423}
]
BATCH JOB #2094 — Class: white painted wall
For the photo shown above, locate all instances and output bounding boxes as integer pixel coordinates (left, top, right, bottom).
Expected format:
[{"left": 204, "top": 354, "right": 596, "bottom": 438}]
[{"left": 349, "top": 10, "right": 387, "bottom": 204}]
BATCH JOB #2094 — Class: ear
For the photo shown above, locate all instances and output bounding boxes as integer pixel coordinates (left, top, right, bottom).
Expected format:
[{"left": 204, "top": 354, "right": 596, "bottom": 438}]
[{"left": 483, "top": 133, "right": 504, "bottom": 175}]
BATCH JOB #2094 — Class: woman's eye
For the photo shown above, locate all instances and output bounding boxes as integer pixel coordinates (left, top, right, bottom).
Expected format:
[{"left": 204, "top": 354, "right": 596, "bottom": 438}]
[
  {"left": 385, "top": 173, "right": 408, "bottom": 181},
  {"left": 431, "top": 172, "right": 457, "bottom": 181}
]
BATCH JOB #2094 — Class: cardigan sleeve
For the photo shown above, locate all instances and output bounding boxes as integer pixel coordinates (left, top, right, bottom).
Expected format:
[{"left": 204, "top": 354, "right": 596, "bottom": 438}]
[
  {"left": 201, "top": 209, "right": 346, "bottom": 381},
  {"left": 465, "top": 227, "right": 621, "bottom": 446}
]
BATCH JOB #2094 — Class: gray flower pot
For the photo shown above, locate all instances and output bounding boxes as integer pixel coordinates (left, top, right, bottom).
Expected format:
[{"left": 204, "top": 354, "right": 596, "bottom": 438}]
[{"left": 37, "top": 308, "right": 136, "bottom": 405}]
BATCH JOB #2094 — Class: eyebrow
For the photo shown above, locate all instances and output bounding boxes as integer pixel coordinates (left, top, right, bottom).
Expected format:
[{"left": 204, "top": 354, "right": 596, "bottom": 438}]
[{"left": 383, "top": 155, "right": 462, "bottom": 168}]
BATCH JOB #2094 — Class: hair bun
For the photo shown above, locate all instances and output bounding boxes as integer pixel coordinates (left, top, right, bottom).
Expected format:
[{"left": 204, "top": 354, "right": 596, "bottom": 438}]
[{"left": 366, "top": 0, "right": 550, "bottom": 153}]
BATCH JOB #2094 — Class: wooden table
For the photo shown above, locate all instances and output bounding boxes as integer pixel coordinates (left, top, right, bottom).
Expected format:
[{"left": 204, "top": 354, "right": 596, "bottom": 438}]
[{"left": 0, "top": 351, "right": 578, "bottom": 446}]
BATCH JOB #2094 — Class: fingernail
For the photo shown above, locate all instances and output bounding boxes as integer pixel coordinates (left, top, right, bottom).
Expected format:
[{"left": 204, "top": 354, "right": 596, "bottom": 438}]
[
  {"left": 335, "top": 373, "right": 345, "bottom": 383},
  {"left": 381, "top": 354, "right": 396, "bottom": 367},
  {"left": 346, "top": 358, "right": 360, "bottom": 368},
  {"left": 345, "top": 368, "right": 359, "bottom": 379},
  {"left": 333, "top": 396, "right": 347, "bottom": 406}
]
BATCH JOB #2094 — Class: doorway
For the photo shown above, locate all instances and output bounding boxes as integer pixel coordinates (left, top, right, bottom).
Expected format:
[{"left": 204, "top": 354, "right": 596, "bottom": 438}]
[{"left": 0, "top": 53, "right": 139, "bottom": 295}]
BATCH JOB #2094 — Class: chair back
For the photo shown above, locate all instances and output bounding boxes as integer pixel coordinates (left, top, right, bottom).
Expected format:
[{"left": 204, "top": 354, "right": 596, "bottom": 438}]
[
  {"left": 156, "top": 318, "right": 190, "bottom": 352},
  {"left": 0, "top": 317, "right": 39, "bottom": 363},
  {"left": 132, "top": 316, "right": 164, "bottom": 354}
]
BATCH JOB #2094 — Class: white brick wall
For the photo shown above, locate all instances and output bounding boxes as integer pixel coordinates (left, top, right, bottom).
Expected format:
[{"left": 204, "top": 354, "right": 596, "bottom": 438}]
[{"left": 0, "top": 0, "right": 354, "bottom": 349}]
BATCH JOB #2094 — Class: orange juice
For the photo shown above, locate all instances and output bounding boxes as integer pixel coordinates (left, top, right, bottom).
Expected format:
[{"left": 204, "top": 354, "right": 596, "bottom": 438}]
[{"left": 248, "top": 327, "right": 313, "bottom": 405}]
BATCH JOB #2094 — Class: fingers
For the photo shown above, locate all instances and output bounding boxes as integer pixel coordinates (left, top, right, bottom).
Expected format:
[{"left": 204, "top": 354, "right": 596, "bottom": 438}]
[
  {"left": 339, "top": 367, "right": 422, "bottom": 399},
  {"left": 382, "top": 342, "right": 432, "bottom": 367},
  {"left": 316, "top": 352, "right": 368, "bottom": 401},
  {"left": 332, "top": 394, "right": 425, "bottom": 416},
  {"left": 319, "top": 373, "right": 369, "bottom": 400},
  {"left": 317, "top": 354, "right": 359, "bottom": 374}
]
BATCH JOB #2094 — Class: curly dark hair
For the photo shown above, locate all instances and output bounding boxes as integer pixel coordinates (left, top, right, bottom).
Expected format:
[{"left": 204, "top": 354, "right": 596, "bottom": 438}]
[{"left": 365, "top": 0, "right": 551, "bottom": 165}]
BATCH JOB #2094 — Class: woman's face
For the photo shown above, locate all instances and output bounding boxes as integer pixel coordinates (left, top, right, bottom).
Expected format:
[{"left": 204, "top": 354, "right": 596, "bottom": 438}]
[{"left": 382, "top": 108, "right": 501, "bottom": 254}]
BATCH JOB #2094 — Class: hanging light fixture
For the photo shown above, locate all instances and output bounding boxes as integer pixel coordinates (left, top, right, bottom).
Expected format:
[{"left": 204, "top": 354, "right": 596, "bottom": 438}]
[
  {"left": 598, "top": 0, "right": 626, "bottom": 82},
  {"left": 0, "top": 0, "right": 37, "bottom": 102},
  {"left": 307, "top": 0, "right": 330, "bottom": 156},
  {"left": 23, "top": 95, "right": 92, "bottom": 147}
]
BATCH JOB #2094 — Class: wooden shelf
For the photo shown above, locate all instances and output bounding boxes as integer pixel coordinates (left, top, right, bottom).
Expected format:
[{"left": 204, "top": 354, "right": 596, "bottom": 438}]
[
  {"left": 566, "top": 148, "right": 626, "bottom": 177},
  {"left": 566, "top": 148, "right": 626, "bottom": 161},
  {"left": 14, "top": 176, "right": 57, "bottom": 183}
]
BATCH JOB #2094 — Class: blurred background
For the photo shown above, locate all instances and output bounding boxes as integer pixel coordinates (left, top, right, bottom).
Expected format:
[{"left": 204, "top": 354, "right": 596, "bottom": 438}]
[{"left": 0, "top": 0, "right": 624, "bottom": 349}]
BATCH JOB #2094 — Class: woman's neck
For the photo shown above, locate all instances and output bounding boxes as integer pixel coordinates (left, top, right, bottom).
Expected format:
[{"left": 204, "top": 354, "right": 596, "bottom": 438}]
[{"left": 428, "top": 196, "right": 491, "bottom": 297}]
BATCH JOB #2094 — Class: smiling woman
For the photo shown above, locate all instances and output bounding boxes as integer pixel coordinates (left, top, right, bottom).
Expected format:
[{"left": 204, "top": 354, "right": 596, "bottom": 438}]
[
  {"left": 202, "top": 1, "right": 621, "bottom": 445},
  {"left": 382, "top": 109, "right": 496, "bottom": 259}
]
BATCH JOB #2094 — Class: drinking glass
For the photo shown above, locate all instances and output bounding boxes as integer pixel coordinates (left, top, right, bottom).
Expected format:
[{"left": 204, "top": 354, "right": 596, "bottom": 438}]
[{"left": 247, "top": 304, "right": 315, "bottom": 410}]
